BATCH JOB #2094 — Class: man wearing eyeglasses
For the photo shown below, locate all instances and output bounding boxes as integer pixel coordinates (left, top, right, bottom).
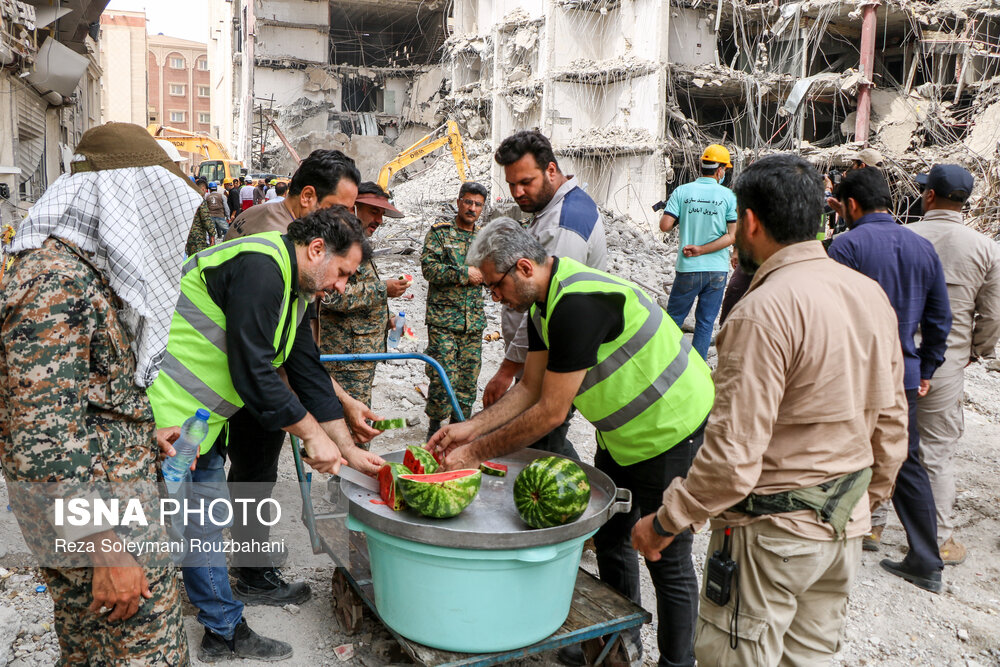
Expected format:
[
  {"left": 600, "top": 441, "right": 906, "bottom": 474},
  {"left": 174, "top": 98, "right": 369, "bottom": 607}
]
[{"left": 421, "top": 182, "right": 489, "bottom": 438}]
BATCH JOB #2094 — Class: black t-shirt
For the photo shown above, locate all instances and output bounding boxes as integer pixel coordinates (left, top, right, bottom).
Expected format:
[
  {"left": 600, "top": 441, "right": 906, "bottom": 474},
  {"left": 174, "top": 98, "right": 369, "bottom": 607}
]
[
  {"left": 203, "top": 236, "right": 342, "bottom": 429},
  {"left": 527, "top": 260, "right": 625, "bottom": 372}
]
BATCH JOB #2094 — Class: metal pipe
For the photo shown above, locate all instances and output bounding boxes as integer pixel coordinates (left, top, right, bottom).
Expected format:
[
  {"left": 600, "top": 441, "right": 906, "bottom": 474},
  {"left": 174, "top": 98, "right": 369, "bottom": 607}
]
[{"left": 853, "top": 1, "right": 880, "bottom": 143}]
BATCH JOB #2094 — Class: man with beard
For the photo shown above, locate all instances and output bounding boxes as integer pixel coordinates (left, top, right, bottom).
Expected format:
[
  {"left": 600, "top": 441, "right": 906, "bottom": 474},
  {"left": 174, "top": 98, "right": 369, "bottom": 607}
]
[
  {"left": 480, "top": 131, "right": 607, "bottom": 460},
  {"left": 633, "top": 154, "right": 907, "bottom": 665},
  {"left": 826, "top": 167, "right": 951, "bottom": 593},
  {"left": 429, "top": 218, "right": 714, "bottom": 666},
  {"left": 320, "top": 182, "right": 410, "bottom": 411},
  {"left": 148, "top": 206, "right": 384, "bottom": 661}
]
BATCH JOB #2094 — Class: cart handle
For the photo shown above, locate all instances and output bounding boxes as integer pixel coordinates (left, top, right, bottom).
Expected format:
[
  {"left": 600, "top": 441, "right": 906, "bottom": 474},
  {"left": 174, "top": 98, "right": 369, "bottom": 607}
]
[{"left": 292, "top": 352, "right": 465, "bottom": 554}]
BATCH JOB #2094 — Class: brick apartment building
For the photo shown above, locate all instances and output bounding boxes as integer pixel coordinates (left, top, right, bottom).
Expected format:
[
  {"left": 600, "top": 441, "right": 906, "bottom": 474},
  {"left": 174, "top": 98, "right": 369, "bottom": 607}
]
[{"left": 148, "top": 34, "right": 212, "bottom": 151}]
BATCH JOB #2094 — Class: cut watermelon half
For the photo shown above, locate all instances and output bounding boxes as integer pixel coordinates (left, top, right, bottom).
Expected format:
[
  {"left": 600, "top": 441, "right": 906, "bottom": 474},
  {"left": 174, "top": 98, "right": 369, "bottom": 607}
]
[
  {"left": 396, "top": 469, "right": 482, "bottom": 519},
  {"left": 479, "top": 461, "right": 507, "bottom": 477}
]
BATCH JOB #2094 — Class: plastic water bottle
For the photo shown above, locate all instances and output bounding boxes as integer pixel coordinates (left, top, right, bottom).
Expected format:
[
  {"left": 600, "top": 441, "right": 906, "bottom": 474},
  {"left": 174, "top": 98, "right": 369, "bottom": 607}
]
[
  {"left": 387, "top": 312, "right": 405, "bottom": 349},
  {"left": 162, "top": 409, "right": 210, "bottom": 491}
]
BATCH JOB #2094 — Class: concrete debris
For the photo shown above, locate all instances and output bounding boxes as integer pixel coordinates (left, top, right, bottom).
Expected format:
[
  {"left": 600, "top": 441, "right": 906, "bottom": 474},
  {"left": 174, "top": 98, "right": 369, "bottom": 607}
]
[{"left": 564, "top": 127, "right": 656, "bottom": 150}]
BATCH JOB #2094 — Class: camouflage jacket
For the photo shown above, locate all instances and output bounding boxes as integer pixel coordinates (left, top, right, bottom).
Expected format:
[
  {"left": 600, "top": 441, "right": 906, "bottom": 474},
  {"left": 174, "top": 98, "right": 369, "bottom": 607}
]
[
  {"left": 0, "top": 237, "right": 165, "bottom": 559},
  {"left": 186, "top": 201, "right": 215, "bottom": 256},
  {"left": 319, "top": 258, "right": 388, "bottom": 371},
  {"left": 421, "top": 220, "right": 485, "bottom": 332}
]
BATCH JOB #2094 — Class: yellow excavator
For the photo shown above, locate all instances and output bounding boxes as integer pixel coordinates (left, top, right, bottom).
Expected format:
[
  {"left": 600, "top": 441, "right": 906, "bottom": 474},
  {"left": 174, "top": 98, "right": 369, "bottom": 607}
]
[
  {"left": 147, "top": 124, "right": 245, "bottom": 184},
  {"left": 377, "top": 120, "right": 471, "bottom": 191}
]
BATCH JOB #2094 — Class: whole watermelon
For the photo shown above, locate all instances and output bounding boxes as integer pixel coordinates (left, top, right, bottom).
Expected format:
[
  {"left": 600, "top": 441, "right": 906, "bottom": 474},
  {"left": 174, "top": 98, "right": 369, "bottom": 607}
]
[
  {"left": 397, "top": 469, "right": 482, "bottom": 518},
  {"left": 513, "top": 457, "right": 591, "bottom": 529}
]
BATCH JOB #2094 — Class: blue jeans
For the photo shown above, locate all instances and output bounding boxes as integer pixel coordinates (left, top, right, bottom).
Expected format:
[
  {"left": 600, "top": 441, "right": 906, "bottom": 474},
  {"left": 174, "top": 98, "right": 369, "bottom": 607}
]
[
  {"left": 211, "top": 216, "right": 229, "bottom": 240},
  {"left": 666, "top": 271, "right": 727, "bottom": 359},
  {"left": 181, "top": 442, "right": 244, "bottom": 639}
]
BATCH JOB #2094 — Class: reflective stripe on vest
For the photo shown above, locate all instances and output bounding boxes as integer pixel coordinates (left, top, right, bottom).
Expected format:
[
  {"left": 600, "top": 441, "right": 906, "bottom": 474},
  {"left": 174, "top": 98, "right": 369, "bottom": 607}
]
[
  {"left": 530, "top": 258, "right": 714, "bottom": 465},
  {"left": 148, "top": 231, "right": 304, "bottom": 453}
]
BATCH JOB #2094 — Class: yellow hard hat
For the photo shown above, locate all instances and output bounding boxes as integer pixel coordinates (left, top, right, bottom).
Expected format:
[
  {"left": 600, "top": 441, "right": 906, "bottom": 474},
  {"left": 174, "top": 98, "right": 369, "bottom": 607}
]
[
  {"left": 701, "top": 144, "right": 732, "bottom": 169},
  {"left": 269, "top": 179, "right": 278, "bottom": 185},
  {"left": 223, "top": 178, "right": 233, "bottom": 185}
]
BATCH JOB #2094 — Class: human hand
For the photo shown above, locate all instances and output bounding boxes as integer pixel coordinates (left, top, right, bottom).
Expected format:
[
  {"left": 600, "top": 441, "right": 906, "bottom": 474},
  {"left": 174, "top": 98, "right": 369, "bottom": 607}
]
[
  {"left": 682, "top": 245, "right": 703, "bottom": 258},
  {"left": 918, "top": 378, "right": 931, "bottom": 397},
  {"left": 301, "top": 433, "right": 346, "bottom": 474},
  {"left": 341, "top": 393, "right": 381, "bottom": 444},
  {"left": 386, "top": 279, "right": 409, "bottom": 298},
  {"left": 155, "top": 427, "right": 180, "bottom": 459},
  {"left": 89, "top": 559, "right": 152, "bottom": 622},
  {"left": 630, "top": 514, "right": 675, "bottom": 562},
  {"left": 826, "top": 196, "right": 845, "bottom": 218},
  {"left": 427, "top": 422, "right": 478, "bottom": 463},
  {"left": 467, "top": 266, "right": 484, "bottom": 285},
  {"left": 483, "top": 370, "right": 513, "bottom": 408},
  {"left": 437, "top": 444, "right": 482, "bottom": 472},
  {"left": 343, "top": 447, "right": 385, "bottom": 476}
]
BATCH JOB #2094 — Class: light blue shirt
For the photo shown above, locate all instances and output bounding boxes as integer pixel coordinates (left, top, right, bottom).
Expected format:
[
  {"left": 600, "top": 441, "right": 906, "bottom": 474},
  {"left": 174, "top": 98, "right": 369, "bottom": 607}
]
[{"left": 665, "top": 177, "right": 737, "bottom": 273}]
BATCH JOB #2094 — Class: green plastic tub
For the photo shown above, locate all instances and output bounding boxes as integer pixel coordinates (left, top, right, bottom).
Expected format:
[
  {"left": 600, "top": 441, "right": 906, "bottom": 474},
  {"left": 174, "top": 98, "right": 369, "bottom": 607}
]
[{"left": 347, "top": 515, "right": 596, "bottom": 652}]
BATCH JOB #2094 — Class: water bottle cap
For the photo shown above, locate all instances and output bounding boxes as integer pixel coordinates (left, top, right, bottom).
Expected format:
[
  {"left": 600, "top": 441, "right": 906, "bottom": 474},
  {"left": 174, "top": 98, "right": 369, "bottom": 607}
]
[
  {"left": 195, "top": 408, "right": 211, "bottom": 420},
  {"left": 398, "top": 311, "right": 405, "bottom": 317}
]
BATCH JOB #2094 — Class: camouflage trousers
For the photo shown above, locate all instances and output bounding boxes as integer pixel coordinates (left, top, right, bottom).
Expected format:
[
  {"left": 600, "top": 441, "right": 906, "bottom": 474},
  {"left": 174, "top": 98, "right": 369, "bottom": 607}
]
[
  {"left": 42, "top": 566, "right": 189, "bottom": 666},
  {"left": 326, "top": 366, "right": 376, "bottom": 450},
  {"left": 425, "top": 326, "right": 483, "bottom": 422}
]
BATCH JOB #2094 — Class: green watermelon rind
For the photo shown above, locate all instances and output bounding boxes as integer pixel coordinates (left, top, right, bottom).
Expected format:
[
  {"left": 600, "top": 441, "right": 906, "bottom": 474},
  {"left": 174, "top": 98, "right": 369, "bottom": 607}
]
[
  {"left": 479, "top": 461, "right": 507, "bottom": 477},
  {"left": 397, "top": 469, "right": 482, "bottom": 519},
  {"left": 378, "top": 462, "right": 411, "bottom": 511},
  {"left": 372, "top": 417, "right": 407, "bottom": 430},
  {"left": 513, "top": 457, "right": 591, "bottom": 529},
  {"left": 404, "top": 445, "right": 440, "bottom": 474}
]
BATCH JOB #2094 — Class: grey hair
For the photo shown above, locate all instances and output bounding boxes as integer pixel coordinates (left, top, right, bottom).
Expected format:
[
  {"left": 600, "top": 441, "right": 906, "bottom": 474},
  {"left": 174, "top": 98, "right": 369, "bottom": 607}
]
[{"left": 466, "top": 217, "right": 546, "bottom": 270}]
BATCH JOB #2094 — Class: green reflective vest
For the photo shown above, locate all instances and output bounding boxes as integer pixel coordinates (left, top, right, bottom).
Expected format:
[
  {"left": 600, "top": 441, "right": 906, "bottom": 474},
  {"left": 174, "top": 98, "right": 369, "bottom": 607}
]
[
  {"left": 530, "top": 258, "right": 715, "bottom": 466},
  {"left": 148, "top": 232, "right": 305, "bottom": 453}
]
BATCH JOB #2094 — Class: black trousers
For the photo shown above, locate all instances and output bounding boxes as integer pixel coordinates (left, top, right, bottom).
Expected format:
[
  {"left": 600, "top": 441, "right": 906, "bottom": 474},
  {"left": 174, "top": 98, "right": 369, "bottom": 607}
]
[
  {"left": 593, "top": 424, "right": 704, "bottom": 667},
  {"left": 224, "top": 408, "right": 286, "bottom": 568},
  {"left": 894, "top": 389, "right": 943, "bottom": 573}
]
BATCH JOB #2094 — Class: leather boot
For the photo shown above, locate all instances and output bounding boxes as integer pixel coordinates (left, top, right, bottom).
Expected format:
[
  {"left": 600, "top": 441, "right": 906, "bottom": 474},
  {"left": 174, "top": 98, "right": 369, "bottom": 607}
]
[
  {"left": 198, "top": 619, "right": 293, "bottom": 662},
  {"left": 232, "top": 567, "right": 311, "bottom": 606}
]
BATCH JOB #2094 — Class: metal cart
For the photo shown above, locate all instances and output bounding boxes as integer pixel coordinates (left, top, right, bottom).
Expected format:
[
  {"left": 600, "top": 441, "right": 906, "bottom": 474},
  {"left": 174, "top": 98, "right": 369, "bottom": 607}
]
[{"left": 290, "top": 353, "right": 650, "bottom": 667}]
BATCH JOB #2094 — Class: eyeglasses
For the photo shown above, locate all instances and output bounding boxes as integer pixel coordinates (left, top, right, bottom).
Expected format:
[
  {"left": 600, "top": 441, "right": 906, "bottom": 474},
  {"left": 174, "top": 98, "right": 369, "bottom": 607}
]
[
  {"left": 459, "top": 198, "right": 484, "bottom": 208},
  {"left": 485, "top": 263, "right": 515, "bottom": 293}
]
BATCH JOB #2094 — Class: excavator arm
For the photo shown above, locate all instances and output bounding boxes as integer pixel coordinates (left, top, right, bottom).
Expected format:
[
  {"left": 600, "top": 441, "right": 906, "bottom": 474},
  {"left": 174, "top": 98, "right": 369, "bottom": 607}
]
[{"left": 377, "top": 120, "right": 471, "bottom": 191}]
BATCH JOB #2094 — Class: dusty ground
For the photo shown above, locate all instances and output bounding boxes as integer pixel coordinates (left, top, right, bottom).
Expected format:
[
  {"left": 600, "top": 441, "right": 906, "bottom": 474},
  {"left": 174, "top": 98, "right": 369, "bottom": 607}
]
[{"left": 1, "top": 174, "right": 999, "bottom": 666}]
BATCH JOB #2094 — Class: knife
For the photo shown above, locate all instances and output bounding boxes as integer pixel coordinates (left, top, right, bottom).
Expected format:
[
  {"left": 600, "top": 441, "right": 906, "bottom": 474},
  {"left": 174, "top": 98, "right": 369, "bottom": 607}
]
[{"left": 336, "top": 465, "right": 380, "bottom": 494}]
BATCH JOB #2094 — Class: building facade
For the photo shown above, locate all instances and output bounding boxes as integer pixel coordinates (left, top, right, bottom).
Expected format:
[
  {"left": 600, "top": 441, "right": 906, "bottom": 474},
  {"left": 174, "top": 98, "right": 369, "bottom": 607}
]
[
  {"left": 148, "top": 34, "right": 212, "bottom": 134},
  {"left": 0, "top": 0, "right": 107, "bottom": 228},
  {"left": 99, "top": 10, "right": 148, "bottom": 125}
]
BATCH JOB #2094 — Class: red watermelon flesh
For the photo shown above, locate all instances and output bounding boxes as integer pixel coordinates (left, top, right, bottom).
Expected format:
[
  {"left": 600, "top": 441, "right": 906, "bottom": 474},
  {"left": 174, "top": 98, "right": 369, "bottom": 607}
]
[
  {"left": 377, "top": 462, "right": 410, "bottom": 511},
  {"left": 403, "top": 445, "right": 439, "bottom": 474}
]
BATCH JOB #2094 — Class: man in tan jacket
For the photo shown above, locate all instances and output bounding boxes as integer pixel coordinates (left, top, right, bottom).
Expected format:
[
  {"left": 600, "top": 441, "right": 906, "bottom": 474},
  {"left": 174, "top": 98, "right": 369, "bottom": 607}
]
[
  {"left": 908, "top": 164, "right": 1000, "bottom": 565},
  {"left": 632, "top": 154, "right": 908, "bottom": 666}
]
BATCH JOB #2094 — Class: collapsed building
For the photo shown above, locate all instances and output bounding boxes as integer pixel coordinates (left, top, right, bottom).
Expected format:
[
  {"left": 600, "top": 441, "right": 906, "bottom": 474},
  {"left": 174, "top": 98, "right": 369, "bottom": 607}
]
[{"left": 214, "top": 0, "right": 1000, "bottom": 235}]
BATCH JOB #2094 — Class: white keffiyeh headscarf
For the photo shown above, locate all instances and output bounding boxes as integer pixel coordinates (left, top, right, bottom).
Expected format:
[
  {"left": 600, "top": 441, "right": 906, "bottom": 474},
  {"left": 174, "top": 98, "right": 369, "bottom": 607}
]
[{"left": 10, "top": 164, "right": 203, "bottom": 387}]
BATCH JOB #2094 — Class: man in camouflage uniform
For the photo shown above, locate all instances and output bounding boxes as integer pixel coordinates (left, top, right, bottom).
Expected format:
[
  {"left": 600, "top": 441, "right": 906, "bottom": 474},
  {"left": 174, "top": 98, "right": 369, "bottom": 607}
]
[
  {"left": 0, "top": 123, "right": 203, "bottom": 665},
  {"left": 321, "top": 182, "right": 410, "bottom": 416},
  {"left": 422, "top": 182, "right": 488, "bottom": 436},
  {"left": 186, "top": 198, "right": 215, "bottom": 255}
]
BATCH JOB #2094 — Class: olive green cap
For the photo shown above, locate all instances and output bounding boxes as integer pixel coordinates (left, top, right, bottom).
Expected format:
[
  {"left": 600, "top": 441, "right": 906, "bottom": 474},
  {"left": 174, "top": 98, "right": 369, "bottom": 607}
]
[{"left": 70, "top": 122, "right": 201, "bottom": 193}]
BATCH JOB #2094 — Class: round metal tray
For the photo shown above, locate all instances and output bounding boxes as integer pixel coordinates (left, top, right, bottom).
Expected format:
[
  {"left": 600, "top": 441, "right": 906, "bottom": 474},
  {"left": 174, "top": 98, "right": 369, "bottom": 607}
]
[{"left": 344, "top": 448, "right": 632, "bottom": 550}]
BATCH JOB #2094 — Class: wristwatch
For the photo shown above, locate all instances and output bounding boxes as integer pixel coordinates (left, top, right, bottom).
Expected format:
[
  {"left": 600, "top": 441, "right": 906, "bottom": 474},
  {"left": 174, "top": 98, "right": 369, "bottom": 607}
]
[{"left": 652, "top": 515, "right": 675, "bottom": 538}]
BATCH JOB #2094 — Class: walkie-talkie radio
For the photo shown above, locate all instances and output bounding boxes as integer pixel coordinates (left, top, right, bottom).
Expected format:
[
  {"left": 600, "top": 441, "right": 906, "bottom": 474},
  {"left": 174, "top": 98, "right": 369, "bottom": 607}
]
[{"left": 705, "top": 526, "right": 738, "bottom": 606}]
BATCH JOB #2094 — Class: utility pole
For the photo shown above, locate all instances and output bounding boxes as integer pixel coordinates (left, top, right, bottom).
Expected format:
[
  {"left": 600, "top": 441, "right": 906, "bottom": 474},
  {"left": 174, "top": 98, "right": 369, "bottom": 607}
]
[{"left": 854, "top": 0, "right": 880, "bottom": 144}]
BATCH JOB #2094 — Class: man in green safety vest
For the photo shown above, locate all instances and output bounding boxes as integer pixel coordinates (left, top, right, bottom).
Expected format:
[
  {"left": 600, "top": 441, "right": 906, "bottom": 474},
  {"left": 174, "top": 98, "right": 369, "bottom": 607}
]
[
  {"left": 149, "top": 205, "right": 384, "bottom": 662},
  {"left": 429, "top": 218, "right": 715, "bottom": 667}
]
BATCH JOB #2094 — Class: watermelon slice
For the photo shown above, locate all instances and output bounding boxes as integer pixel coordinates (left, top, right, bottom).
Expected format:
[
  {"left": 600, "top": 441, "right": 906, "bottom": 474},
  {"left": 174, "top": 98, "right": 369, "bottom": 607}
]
[
  {"left": 399, "top": 273, "right": 414, "bottom": 282},
  {"left": 372, "top": 417, "right": 406, "bottom": 430},
  {"left": 479, "top": 461, "right": 507, "bottom": 477},
  {"left": 403, "top": 445, "right": 439, "bottom": 474},
  {"left": 397, "top": 469, "right": 482, "bottom": 518},
  {"left": 377, "top": 462, "right": 411, "bottom": 511}
]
